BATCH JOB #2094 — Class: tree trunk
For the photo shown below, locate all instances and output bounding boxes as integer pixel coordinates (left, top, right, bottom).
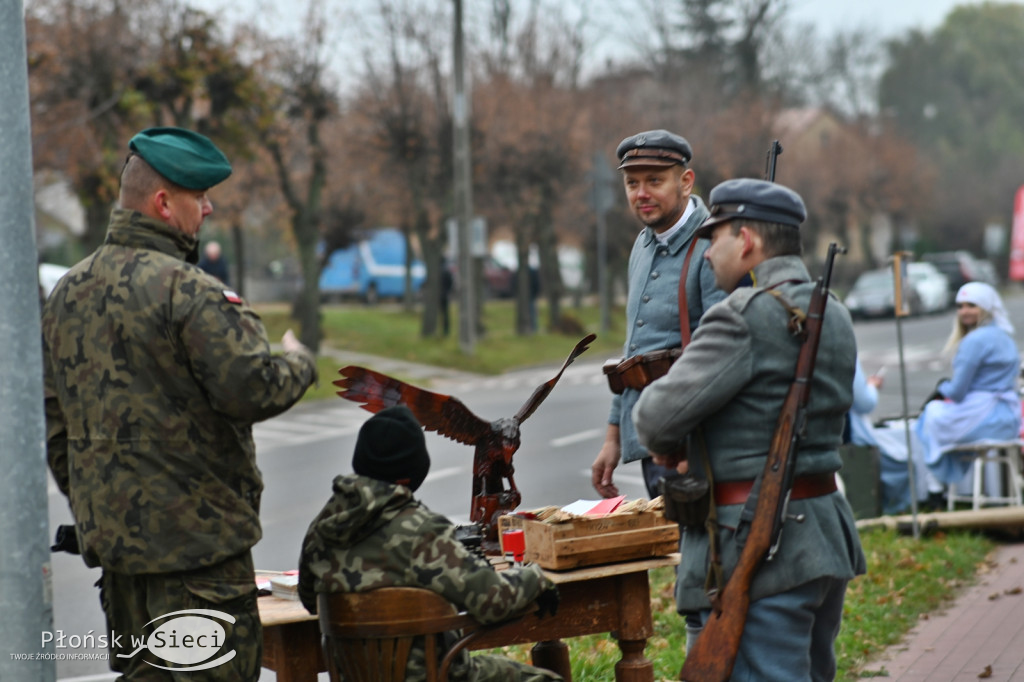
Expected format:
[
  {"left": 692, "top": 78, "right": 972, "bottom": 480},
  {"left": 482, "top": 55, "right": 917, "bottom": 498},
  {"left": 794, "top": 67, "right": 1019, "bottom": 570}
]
[
  {"left": 415, "top": 210, "right": 442, "bottom": 337},
  {"left": 231, "top": 221, "right": 245, "bottom": 298}
]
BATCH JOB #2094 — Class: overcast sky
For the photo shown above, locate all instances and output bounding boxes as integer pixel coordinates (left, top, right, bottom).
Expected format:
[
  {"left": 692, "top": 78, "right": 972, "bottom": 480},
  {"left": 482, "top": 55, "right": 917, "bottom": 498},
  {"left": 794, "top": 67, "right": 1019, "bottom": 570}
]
[{"left": 787, "top": 0, "right": 1002, "bottom": 36}]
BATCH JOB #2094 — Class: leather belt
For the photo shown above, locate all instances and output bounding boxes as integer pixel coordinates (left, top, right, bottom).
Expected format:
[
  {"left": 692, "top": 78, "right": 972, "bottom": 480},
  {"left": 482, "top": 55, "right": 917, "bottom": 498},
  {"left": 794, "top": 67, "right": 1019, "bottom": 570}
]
[{"left": 713, "top": 472, "right": 837, "bottom": 506}]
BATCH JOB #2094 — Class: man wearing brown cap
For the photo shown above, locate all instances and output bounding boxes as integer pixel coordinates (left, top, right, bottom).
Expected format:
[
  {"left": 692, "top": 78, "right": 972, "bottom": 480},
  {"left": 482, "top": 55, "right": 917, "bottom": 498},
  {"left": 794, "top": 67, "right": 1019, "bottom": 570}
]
[
  {"left": 42, "top": 127, "right": 317, "bottom": 680},
  {"left": 298, "top": 406, "right": 562, "bottom": 682},
  {"left": 633, "top": 178, "right": 865, "bottom": 680},
  {"left": 592, "top": 129, "right": 725, "bottom": 502}
]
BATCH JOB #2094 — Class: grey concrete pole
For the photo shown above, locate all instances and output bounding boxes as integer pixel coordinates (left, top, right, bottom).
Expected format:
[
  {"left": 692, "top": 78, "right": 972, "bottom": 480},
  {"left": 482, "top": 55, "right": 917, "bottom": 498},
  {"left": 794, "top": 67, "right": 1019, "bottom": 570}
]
[
  {"left": 453, "top": 0, "right": 476, "bottom": 354},
  {"left": 0, "top": 1, "right": 57, "bottom": 679}
]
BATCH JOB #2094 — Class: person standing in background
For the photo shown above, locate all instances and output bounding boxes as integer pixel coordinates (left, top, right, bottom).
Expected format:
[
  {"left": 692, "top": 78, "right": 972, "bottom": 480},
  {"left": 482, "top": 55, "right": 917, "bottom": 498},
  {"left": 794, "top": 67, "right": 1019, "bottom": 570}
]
[
  {"left": 591, "top": 129, "right": 725, "bottom": 500},
  {"left": 198, "top": 238, "right": 230, "bottom": 284}
]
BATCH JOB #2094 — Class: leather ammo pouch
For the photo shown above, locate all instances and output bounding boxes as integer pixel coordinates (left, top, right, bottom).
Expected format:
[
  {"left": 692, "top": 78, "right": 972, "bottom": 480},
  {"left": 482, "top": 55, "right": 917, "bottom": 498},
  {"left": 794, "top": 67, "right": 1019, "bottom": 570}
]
[
  {"left": 603, "top": 348, "right": 682, "bottom": 395},
  {"left": 659, "top": 471, "right": 710, "bottom": 529}
]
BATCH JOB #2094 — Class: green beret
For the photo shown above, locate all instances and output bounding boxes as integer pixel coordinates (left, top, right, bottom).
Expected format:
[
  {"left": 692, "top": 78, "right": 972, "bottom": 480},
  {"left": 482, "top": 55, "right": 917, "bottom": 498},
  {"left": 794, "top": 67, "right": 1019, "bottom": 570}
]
[{"left": 129, "top": 127, "right": 232, "bottom": 190}]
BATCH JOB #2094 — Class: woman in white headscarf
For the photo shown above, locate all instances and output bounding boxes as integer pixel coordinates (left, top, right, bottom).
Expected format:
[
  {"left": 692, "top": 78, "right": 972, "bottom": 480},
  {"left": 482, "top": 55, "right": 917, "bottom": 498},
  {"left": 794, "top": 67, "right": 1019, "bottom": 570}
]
[{"left": 915, "top": 282, "right": 1021, "bottom": 485}]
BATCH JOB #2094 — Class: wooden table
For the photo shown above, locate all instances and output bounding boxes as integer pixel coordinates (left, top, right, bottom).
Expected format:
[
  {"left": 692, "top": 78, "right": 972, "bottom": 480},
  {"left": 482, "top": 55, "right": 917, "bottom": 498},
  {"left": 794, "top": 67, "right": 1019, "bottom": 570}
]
[{"left": 259, "top": 554, "right": 679, "bottom": 682}]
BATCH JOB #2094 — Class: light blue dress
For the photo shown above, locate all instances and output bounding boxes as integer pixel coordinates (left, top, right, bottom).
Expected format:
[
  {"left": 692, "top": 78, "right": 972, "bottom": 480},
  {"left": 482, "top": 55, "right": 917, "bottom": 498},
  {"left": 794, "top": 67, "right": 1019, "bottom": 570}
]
[{"left": 915, "top": 322, "right": 1021, "bottom": 484}]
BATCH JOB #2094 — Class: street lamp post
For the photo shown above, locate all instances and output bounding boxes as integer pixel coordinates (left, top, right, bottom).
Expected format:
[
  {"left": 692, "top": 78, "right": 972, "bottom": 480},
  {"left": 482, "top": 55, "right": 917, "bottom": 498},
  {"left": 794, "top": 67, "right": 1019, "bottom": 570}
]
[{"left": 452, "top": 0, "right": 476, "bottom": 354}]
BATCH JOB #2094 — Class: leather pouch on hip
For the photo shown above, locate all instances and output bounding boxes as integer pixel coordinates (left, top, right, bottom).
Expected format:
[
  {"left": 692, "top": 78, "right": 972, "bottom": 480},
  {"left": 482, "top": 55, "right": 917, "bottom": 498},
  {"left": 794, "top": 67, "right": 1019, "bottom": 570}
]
[
  {"left": 603, "top": 358, "right": 625, "bottom": 394},
  {"left": 659, "top": 472, "right": 710, "bottom": 530}
]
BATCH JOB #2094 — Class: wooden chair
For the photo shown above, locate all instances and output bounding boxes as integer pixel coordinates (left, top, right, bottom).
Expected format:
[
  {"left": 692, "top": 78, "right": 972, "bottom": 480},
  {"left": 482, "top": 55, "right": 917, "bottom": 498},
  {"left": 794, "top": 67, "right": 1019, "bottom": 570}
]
[{"left": 317, "top": 587, "right": 497, "bottom": 682}]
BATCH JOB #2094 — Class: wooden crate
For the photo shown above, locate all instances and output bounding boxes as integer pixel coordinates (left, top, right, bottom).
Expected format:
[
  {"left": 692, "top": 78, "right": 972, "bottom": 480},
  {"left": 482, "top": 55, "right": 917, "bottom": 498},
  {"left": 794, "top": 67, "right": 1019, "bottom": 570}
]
[{"left": 497, "top": 511, "right": 679, "bottom": 570}]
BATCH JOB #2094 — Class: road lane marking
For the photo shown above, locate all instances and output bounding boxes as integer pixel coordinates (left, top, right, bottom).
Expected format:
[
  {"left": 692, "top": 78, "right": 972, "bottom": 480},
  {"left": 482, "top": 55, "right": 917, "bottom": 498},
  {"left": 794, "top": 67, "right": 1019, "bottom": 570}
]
[{"left": 551, "top": 428, "right": 604, "bottom": 447}]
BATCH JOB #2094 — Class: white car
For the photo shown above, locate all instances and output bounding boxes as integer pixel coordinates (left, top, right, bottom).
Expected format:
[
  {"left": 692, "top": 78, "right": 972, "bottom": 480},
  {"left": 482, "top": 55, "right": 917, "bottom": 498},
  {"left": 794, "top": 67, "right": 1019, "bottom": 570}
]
[
  {"left": 38, "top": 262, "right": 70, "bottom": 299},
  {"left": 907, "top": 262, "right": 951, "bottom": 314}
]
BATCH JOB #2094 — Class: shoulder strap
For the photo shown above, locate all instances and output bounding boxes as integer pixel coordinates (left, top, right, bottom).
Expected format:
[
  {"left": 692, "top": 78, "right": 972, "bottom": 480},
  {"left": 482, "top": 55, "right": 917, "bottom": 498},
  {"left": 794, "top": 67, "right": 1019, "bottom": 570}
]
[{"left": 678, "top": 238, "right": 700, "bottom": 346}]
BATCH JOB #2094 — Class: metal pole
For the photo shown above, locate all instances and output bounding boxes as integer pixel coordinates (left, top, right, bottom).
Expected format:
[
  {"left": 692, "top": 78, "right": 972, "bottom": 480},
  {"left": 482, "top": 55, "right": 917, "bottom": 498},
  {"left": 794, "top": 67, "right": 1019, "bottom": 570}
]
[
  {"left": 589, "top": 152, "right": 615, "bottom": 334},
  {"left": 0, "top": 1, "right": 57, "bottom": 679},
  {"left": 895, "top": 314, "right": 920, "bottom": 539},
  {"left": 452, "top": 0, "right": 476, "bottom": 354},
  {"left": 892, "top": 253, "right": 920, "bottom": 539},
  {"left": 597, "top": 208, "right": 609, "bottom": 333}
]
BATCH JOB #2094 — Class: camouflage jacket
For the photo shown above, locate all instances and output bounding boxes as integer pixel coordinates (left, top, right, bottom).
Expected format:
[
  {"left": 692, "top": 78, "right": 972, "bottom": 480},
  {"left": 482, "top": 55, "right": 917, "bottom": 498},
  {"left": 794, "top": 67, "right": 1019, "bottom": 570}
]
[
  {"left": 298, "top": 475, "right": 553, "bottom": 679},
  {"left": 42, "top": 208, "right": 317, "bottom": 574}
]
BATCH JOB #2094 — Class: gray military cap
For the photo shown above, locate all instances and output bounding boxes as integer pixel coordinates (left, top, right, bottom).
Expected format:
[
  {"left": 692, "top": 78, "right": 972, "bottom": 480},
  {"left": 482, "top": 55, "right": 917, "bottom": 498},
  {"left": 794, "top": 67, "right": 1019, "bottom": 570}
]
[
  {"left": 616, "top": 129, "right": 692, "bottom": 169},
  {"left": 696, "top": 178, "right": 807, "bottom": 238}
]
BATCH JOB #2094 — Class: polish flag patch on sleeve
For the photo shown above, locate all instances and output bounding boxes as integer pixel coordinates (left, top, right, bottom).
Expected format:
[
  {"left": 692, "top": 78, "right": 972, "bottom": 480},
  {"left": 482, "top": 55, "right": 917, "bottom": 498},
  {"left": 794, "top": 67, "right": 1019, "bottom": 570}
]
[{"left": 222, "top": 290, "right": 243, "bottom": 304}]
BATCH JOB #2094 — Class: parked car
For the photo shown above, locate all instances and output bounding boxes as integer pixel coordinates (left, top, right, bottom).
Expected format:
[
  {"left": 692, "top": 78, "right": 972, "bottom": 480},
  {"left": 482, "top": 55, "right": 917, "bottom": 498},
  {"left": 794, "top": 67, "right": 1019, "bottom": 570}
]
[
  {"left": 483, "top": 257, "right": 516, "bottom": 298},
  {"left": 906, "top": 262, "right": 951, "bottom": 314},
  {"left": 319, "top": 228, "right": 426, "bottom": 304},
  {"left": 920, "top": 251, "right": 989, "bottom": 293},
  {"left": 973, "top": 259, "right": 1000, "bottom": 287},
  {"left": 844, "top": 268, "right": 923, "bottom": 319}
]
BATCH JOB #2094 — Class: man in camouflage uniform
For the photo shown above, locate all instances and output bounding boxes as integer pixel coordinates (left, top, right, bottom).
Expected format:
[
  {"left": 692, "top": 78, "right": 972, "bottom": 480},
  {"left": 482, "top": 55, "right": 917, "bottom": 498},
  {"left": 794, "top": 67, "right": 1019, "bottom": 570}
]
[
  {"left": 42, "top": 127, "right": 318, "bottom": 680},
  {"left": 298, "top": 406, "right": 562, "bottom": 682}
]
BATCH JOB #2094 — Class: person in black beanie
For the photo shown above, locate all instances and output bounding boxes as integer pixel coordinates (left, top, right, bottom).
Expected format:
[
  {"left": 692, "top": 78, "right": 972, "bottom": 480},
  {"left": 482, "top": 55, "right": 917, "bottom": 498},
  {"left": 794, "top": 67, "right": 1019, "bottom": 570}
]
[
  {"left": 298, "top": 406, "right": 562, "bottom": 681},
  {"left": 350, "top": 405, "right": 431, "bottom": 491}
]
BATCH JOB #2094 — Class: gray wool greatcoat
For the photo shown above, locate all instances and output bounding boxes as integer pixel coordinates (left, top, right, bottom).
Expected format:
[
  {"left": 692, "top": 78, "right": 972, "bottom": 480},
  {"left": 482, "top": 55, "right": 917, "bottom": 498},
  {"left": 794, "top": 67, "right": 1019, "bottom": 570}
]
[{"left": 633, "top": 255, "right": 866, "bottom": 611}]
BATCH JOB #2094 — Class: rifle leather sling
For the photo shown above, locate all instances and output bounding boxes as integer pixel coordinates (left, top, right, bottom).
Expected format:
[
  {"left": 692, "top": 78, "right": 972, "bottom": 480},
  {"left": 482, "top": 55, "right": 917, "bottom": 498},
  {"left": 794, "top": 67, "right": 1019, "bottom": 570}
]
[
  {"left": 713, "top": 471, "right": 837, "bottom": 507},
  {"left": 603, "top": 237, "right": 699, "bottom": 393}
]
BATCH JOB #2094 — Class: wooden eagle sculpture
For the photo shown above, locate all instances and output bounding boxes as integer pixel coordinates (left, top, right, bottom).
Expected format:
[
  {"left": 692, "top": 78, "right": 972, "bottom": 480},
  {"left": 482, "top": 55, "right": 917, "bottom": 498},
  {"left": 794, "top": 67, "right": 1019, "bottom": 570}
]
[{"left": 334, "top": 333, "right": 596, "bottom": 547}]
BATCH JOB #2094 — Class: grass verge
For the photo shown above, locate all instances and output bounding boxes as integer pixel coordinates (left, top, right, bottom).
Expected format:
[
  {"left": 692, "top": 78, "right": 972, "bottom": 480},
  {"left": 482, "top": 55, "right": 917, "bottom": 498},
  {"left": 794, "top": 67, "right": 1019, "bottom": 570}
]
[{"left": 256, "top": 300, "right": 625, "bottom": 378}]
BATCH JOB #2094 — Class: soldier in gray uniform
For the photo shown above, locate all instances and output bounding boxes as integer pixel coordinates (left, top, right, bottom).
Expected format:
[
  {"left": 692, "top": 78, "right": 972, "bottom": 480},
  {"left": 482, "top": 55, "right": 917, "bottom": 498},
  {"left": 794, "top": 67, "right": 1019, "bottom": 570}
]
[
  {"left": 633, "top": 179, "right": 866, "bottom": 681},
  {"left": 42, "top": 127, "right": 318, "bottom": 680},
  {"left": 298, "top": 406, "right": 562, "bottom": 682},
  {"left": 592, "top": 129, "right": 725, "bottom": 501}
]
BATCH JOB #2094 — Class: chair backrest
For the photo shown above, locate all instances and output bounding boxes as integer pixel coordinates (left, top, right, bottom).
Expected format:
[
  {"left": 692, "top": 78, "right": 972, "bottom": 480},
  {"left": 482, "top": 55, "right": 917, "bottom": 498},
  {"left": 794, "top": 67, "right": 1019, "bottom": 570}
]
[{"left": 318, "top": 587, "right": 477, "bottom": 682}]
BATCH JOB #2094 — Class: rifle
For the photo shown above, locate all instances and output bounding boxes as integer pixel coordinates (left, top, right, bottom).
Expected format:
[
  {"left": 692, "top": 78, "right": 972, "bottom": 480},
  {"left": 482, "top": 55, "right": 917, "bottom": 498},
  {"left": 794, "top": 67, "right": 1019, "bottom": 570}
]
[
  {"left": 679, "top": 242, "right": 845, "bottom": 682},
  {"left": 764, "top": 140, "right": 783, "bottom": 182}
]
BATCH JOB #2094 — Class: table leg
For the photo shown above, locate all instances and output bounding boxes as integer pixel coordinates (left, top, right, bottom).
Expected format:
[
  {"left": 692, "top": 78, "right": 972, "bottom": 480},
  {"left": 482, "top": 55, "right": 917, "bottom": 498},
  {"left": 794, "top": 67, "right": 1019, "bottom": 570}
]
[
  {"left": 262, "top": 619, "right": 323, "bottom": 682},
  {"left": 613, "top": 638, "right": 653, "bottom": 682},
  {"left": 531, "top": 639, "right": 572, "bottom": 681},
  {"left": 612, "top": 571, "right": 655, "bottom": 682}
]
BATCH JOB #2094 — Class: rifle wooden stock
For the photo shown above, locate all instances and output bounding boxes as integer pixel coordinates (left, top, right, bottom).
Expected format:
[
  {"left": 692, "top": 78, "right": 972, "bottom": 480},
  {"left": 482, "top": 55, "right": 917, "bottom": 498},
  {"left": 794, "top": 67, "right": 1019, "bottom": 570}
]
[{"left": 679, "top": 244, "right": 842, "bottom": 682}]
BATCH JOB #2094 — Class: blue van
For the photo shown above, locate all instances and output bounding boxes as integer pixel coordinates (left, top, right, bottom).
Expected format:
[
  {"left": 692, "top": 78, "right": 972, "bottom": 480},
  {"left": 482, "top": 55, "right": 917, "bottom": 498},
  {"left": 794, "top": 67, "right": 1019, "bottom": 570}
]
[{"left": 319, "top": 228, "right": 426, "bottom": 304}]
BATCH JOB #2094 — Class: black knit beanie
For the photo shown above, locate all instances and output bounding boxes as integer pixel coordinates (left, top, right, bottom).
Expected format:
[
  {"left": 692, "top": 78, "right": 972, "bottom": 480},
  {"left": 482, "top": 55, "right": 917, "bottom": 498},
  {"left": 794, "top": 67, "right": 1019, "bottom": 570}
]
[{"left": 352, "top": 405, "right": 430, "bottom": 491}]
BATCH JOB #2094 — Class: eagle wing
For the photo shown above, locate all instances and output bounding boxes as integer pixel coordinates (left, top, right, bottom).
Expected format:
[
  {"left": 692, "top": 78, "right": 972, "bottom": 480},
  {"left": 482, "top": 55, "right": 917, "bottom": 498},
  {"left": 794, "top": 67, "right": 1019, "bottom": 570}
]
[
  {"left": 334, "top": 365, "right": 490, "bottom": 446},
  {"left": 513, "top": 333, "right": 597, "bottom": 423}
]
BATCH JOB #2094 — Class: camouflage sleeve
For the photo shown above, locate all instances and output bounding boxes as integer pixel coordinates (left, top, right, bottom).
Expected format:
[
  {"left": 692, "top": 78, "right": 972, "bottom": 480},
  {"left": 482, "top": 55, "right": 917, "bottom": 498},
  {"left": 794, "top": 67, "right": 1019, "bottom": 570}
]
[
  {"left": 297, "top": 511, "right": 327, "bottom": 615},
  {"left": 41, "top": 332, "right": 70, "bottom": 497},
  {"left": 406, "top": 515, "right": 553, "bottom": 624},
  {"left": 179, "top": 279, "right": 317, "bottom": 423}
]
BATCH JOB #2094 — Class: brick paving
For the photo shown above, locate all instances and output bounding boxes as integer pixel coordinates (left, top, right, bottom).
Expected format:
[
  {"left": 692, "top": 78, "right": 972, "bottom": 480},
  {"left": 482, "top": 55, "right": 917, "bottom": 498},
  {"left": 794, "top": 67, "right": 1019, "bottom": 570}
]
[{"left": 861, "top": 541, "right": 1024, "bottom": 681}]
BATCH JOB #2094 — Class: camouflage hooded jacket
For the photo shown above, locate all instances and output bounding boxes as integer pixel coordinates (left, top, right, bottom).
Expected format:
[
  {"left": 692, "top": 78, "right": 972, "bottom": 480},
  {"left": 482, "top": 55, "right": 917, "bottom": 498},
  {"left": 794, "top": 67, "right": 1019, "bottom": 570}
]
[
  {"left": 298, "top": 475, "right": 553, "bottom": 676},
  {"left": 42, "top": 208, "right": 317, "bottom": 574}
]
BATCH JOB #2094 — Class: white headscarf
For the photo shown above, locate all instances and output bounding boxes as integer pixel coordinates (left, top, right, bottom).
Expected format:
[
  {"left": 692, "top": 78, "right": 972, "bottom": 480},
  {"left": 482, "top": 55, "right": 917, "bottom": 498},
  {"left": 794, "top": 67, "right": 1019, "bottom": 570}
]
[{"left": 955, "top": 282, "right": 1015, "bottom": 335}]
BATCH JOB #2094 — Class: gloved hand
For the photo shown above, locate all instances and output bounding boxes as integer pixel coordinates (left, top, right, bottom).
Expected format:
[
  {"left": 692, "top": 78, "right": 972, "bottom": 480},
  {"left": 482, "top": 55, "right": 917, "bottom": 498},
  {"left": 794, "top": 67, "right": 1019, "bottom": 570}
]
[
  {"left": 535, "top": 585, "right": 560, "bottom": 619},
  {"left": 51, "top": 524, "right": 80, "bottom": 555}
]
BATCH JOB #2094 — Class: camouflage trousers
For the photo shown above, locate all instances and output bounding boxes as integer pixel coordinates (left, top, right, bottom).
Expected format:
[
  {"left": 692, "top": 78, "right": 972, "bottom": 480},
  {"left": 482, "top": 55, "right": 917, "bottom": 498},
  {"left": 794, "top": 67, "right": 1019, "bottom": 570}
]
[
  {"left": 349, "top": 636, "right": 562, "bottom": 682},
  {"left": 98, "top": 551, "right": 261, "bottom": 681},
  {"left": 466, "top": 653, "right": 563, "bottom": 681}
]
